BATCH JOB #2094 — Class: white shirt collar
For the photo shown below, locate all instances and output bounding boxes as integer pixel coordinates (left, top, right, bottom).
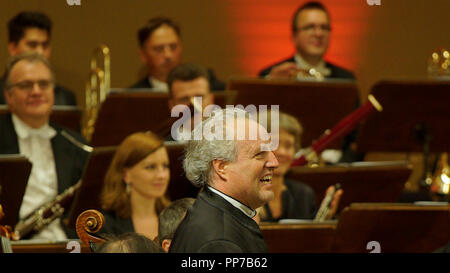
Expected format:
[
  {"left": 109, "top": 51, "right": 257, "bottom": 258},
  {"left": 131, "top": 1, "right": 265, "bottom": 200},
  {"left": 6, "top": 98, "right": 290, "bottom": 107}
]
[
  {"left": 294, "top": 53, "right": 331, "bottom": 77},
  {"left": 12, "top": 114, "right": 56, "bottom": 140},
  {"left": 208, "top": 186, "right": 257, "bottom": 218},
  {"left": 149, "top": 77, "right": 169, "bottom": 93}
]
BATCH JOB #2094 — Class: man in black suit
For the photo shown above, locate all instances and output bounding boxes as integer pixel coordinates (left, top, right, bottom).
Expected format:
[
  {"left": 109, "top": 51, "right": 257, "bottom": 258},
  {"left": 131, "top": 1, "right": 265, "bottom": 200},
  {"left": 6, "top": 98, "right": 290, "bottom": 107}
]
[
  {"left": 259, "top": 1, "right": 354, "bottom": 80},
  {"left": 0, "top": 11, "right": 77, "bottom": 106},
  {"left": 0, "top": 53, "right": 88, "bottom": 240},
  {"left": 170, "top": 108, "right": 279, "bottom": 253},
  {"left": 130, "top": 17, "right": 225, "bottom": 91}
]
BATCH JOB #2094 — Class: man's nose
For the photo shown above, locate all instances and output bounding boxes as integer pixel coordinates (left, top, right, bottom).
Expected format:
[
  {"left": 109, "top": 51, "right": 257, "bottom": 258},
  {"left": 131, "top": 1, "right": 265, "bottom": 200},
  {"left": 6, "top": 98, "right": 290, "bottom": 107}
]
[
  {"left": 267, "top": 151, "right": 280, "bottom": 168},
  {"left": 163, "top": 46, "right": 174, "bottom": 59}
]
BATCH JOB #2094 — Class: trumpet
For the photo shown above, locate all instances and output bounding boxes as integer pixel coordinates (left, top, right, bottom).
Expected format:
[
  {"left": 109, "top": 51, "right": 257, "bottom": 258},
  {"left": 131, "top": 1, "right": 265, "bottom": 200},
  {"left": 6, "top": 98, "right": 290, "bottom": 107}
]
[{"left": 82, "top": 44, "right": 111, "bottom": 142}]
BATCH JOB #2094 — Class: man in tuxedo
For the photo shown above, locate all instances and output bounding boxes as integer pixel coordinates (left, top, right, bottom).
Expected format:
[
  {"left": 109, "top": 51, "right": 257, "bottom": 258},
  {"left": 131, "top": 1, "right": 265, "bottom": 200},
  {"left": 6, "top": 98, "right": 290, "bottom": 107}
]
[
  {"left": 130, "top": 17, "right": 225, "bottom": 91},
  {"left": 0, "top": 11, "right": 76, "bottom": 106},
  {"left": 259, "top": 1, "right": 354, "bottom": 80},
  {"left": 170, "top": 108, "right": 279, "bottom": 253},
  {"left": 0, "top": 53, "right": 88, "bottom": 240},
  {"left": 166, "top": 63, "right": 216, "bottom": 141}
]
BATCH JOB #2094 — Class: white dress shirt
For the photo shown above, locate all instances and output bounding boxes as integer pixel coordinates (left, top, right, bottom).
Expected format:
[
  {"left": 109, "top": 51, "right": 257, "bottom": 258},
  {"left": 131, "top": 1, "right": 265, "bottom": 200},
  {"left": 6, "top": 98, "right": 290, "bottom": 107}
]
[
  {"left": 12, "top": 114, "right": 67, "bottom": 241},
  {"left": 149, "top": 77, "right": 169, "bottom": 92},
  {"left": 208, "top": 186, "right": 257, "bottom": 218}
]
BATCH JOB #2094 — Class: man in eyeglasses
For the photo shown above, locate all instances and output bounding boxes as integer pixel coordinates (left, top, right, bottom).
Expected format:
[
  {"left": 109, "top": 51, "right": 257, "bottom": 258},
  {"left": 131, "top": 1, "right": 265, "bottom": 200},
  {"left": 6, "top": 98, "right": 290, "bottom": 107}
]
[
  {"left": 0, "top": 11, "right": 76, "bottom": 106},
  {"left": 259, "top": 1, "right": 355, "bottom": 80},
  {"left": 0, "top": 53, "right": 88, "bottom": 240}
]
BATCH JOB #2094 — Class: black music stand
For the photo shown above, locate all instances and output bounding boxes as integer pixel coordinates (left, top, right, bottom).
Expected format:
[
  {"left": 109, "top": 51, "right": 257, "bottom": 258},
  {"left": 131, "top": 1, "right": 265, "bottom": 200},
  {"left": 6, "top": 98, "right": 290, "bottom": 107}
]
[
  {"left": 66, "top": 146, "right": 117, "bottom": 228},
  {"left": 0, "top": 155, "right": 31, "bottom": 227},
  {"left": 356, "top": 80, "right": 450, "bottom": 188},
  {"left": 90, "top": 90, "right": 236, "bottom": 147},
  {"left": 227, "top": 77, "right": 359, "bottom": 148}
]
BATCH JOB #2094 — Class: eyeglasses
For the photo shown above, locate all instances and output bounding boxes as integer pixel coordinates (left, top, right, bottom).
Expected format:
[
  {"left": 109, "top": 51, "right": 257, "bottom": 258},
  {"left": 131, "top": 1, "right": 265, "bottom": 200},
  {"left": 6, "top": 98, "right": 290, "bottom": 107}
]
[
  {"left": 296, "top": 24, "right": 331, "bottom": 33},
  {"left": 8, "top": 80, "right": 54, "bottom": 92}
]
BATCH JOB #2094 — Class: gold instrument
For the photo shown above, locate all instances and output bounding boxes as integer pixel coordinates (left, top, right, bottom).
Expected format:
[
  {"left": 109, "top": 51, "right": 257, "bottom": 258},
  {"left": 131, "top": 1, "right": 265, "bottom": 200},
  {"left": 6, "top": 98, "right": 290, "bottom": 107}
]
[
  {"left": 314, "top": 183, "right": 341, "bottom": 222},
  {"left": 13, "top": 181, "right": 81, "bottom": 240},
  {"left": 82, "top": 44, "right": 111, "bottom": 142},
  {"left": 426, "top": 48, "right": 450, "bottom": 198},
  {"left": 431, "top": 153, "right": 450, "bottom": 196},
  {"left": 296, "top": 68, "right": 324, "bottom": 81}
]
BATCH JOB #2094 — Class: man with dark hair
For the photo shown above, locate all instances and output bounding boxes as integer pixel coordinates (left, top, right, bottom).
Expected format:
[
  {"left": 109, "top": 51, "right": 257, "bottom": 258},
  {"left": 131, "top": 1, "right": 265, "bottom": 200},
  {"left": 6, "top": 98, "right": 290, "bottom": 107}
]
[
  {"left": 130, "top": 17, "right": 225, "bottom": 91},
  {"left": 258, "top": 1, "right": 355, "bottom": 80},
  {"left": 0, "top": 11, "right": 77, "bottom": 106},
  {"left": 0, "top": 53, "right": 88, "bottom": 240},
  {"left": 166, "top": 63, "right": 216, "bottom": 141},
  {"left": 158, "top": 197, "right": 195, "bottom": 252}
]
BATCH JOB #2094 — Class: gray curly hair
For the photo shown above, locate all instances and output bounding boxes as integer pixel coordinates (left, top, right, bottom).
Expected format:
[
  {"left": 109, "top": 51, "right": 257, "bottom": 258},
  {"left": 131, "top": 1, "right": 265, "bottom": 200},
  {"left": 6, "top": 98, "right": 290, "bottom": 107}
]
[{"left": 183, "top": 107, "right": 254, "bottom": 187}]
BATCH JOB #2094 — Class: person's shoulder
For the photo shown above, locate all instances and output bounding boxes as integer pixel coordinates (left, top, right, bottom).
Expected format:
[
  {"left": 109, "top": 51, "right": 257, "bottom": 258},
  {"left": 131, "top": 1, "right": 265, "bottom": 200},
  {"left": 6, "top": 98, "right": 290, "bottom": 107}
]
[
  {"left": 258, "top": 56, "right": 296, "bottom": 77},
  {"left": 54, "top": 84, "right": 77, "bottom": 106},
  {"left": 129, "top": 77, "right": 152, "bottom": 88},
  {"left": 50, "top": 122, "right": 88, "bottom": 148},
  {"left": 325, "top": 62, "right": 356, "bottom": 79}
]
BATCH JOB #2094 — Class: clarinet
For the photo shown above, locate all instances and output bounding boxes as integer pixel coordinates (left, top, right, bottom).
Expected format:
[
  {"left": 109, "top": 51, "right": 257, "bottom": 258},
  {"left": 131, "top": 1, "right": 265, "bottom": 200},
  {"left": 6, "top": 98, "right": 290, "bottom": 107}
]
[{"left": 13, "top": 181, "right": 81, "bottom": 240}]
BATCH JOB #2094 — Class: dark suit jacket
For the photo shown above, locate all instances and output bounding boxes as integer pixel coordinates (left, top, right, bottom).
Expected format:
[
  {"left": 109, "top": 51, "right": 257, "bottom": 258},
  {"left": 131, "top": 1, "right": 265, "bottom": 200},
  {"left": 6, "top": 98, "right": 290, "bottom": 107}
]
[
  {"left": 0, "top": 114, "right": 89, "bottom": 237},
  {"left": 130, "top": 68, "right": 226, "bottom": 91},
  {"left": 258, "top": 56, "right": 355, "bottom": 80},
  {"left": 169, "top": 187, "right": 268, "bottom": 253},
  {"left": 261, "top": 179, "right": 317, "bottom": 222},
  {"left": 0, "top": 79, "right": 77, "bottom": 106}
]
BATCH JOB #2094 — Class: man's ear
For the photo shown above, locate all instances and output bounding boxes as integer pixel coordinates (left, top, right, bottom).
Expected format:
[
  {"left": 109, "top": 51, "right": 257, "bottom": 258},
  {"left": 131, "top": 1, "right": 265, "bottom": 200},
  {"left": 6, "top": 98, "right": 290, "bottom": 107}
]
[
  {"left": 138, "top": 47, "right": 148, "bottom": 64},
  {"left": 212, "top": 159, "right": 228, "bottom": 181},
  {"left": 8, "top": 42, "right": 18, "bottom": 56},
  {"left": 162, "top": 239, "right": 171, "bottom": 253}
]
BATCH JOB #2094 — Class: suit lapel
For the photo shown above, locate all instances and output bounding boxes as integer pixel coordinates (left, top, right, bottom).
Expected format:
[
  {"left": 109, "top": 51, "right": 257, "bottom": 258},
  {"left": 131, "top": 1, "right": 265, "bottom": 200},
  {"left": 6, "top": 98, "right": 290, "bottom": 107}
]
[{"left": 0, "top": 114, "right": 20, "bottom": 154}]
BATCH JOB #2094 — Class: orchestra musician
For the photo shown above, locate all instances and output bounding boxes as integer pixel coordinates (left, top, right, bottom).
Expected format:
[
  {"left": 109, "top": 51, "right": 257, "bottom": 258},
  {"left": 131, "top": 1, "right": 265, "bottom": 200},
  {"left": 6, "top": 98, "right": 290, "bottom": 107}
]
[
  {"left": 100, "top": 131, "right": 170, "bottom": 241},
  {"left": 0, "top": 11, "right": 77, "bottom": 106},
  {"left": 257, "top": 111, "right": 343, "bottom": 222},
  {"left": 166, "top": 63, "right": 216, "bottom": 141},
  {"left": 130, "top": 17, "right": 225, "bottom": 91},
  {"left": 0, "top": 53, "right": 88, "bottom": 240},
  {"left": 258, "top": 1, "right": 354, "bottom": 80}
]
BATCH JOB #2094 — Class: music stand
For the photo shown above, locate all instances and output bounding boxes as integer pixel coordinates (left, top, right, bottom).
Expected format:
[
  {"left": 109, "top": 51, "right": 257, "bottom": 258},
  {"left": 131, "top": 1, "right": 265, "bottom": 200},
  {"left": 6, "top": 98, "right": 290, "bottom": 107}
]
[
  {"left": 0, "top": 155, "right": 31, "bottom": 227},
  {"left": 90, "top": 90, "right": 236, "bottom": 147},
  {"left": 227, "top": 77, "right": 359, "bottom": 148},
  {"left": 356, "top": 80, "right": 450, "bottom": 187},
  {"left": 331, "top": 203, "right": 449, "bottom": 253},
  {"left": 165, "top": 142, "right": 199, "bottom": 201},
  {"left": 67, "top": 146, "right": 116, "bottom": 228},
  {"left": 286, "top": 161, "right": 412, "bottom": 212},
  {"left": 357, "top": 80, "right": 450, "bottom": 153}
]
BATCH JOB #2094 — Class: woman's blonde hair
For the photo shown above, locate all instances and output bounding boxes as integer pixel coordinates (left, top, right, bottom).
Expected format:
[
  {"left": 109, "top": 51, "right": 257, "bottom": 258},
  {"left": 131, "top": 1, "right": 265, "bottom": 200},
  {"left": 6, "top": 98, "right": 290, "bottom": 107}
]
[
  {"left": 264, "top": 110, "right": 303, "bottom": 151},
  {"left": 101, "top": 132, "right": 170, "bottom": 218}
]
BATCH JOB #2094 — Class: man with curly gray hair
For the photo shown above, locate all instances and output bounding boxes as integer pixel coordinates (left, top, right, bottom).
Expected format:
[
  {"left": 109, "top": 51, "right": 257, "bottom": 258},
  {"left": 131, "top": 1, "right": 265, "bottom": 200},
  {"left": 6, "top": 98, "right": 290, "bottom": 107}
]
[{"left": 170, "top": 108, "right": 279, "bottom": 253}]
